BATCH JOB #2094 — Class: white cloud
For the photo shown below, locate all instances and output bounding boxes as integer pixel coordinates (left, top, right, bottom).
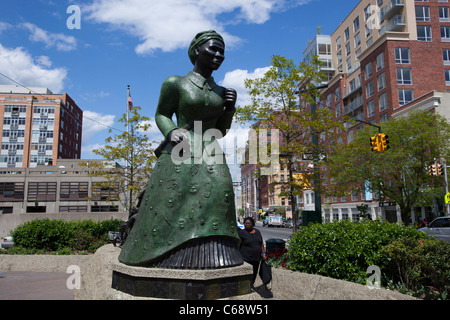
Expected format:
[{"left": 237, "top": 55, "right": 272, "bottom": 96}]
[
  {"left": 220, "top": 67, "right": 271, "bottom": 107},
  {"left": 84, "top": 0, "right": 310, "bottom": 54},
  {"left": 21, "top": 22, "right": 77, "bottom": 51},
  {"left": 82, "top": 110, "right": 115, "bottom": 147},
  {"left": 0, "top": 43, "right": 67, "bottom": 93},
  {"left": 0, "top": 21, "right": 11, "bottom": 34},
  {"left": 36, "top": 55, "right": 52, "bottom": 67}
]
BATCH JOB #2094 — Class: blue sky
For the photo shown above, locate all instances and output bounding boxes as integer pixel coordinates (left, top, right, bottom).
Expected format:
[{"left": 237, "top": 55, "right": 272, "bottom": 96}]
[{"left": 0, "top": 0, "right": 357, "bottom": 174}]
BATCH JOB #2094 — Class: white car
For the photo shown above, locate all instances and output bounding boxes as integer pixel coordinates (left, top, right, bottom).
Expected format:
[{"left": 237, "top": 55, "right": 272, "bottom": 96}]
[
  {"left": 419, "top": 217, "right": 450, "bottom": 243},
  {"left": 268, "top": 215, "right": 283, "bottom": 227},
  {"left": 1, "top": 236, "right": 13, "bottom": 249}
]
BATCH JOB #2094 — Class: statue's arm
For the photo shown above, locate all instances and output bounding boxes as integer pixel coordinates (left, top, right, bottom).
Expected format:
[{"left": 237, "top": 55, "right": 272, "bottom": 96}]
[
  {"left": 215, "top": 87, "right": 236, "bottom": 136},
  {"left": 155, "top": 76, "right": 180, "bottom": 139}
]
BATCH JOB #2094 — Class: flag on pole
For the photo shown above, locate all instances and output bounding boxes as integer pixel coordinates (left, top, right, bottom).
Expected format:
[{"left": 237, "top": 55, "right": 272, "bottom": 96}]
[{"left": 127, "top": 85, "right": 133, "bottom": 111}]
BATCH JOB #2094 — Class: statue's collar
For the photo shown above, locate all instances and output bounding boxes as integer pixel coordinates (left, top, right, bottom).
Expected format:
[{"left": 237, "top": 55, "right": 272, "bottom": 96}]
[{"left": 186, "top": 71, "right": 217, "bottom": 91}]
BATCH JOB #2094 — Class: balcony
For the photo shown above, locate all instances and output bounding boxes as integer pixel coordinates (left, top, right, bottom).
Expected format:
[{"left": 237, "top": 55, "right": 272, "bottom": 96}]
[
  {"left": 344, "top": 96, "right": 363, "bottom": 115},
  {"left": 386, "top": 15, "right": 406, "bottom": 32},
  {"left": 381, "top": 0, "right": 404, "bottom": 21}
]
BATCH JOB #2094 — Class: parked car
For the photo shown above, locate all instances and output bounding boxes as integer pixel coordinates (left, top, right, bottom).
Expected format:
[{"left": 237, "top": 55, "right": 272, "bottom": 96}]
[
  {"left": 419, "top": 216, "right": 450, "bottom": 243},
  {"left": 1, "top": 236, "right": 13, "bottom": 249},
  {"left": 283, "top": 220, "right": 293, "bottom": 228},
  {"left": 268, "top": 215, "right": 283, "bottom": 227}
]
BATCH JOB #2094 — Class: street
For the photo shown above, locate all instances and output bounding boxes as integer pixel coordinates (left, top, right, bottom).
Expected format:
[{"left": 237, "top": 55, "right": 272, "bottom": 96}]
[{"left": 255, "top": 221, "right": 294, "bottom": 243}]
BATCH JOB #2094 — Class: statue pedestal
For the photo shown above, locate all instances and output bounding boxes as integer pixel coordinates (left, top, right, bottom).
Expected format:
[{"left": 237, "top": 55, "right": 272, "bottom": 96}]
[{"left": 111, "top": 262, "right": 253, "bottom": 300}]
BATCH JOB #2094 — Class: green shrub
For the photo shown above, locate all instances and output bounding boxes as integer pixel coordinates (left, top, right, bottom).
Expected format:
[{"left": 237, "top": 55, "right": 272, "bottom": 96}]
[
  {"left": 381, "top": 238, "right": 450, "bottom": 297},
  {"left": 11, "top": 218, "right": 73, "bottom": 251},
  {"left": 287, "top": 219, "right": 427, "bottom": 284},
  {"left": 10, "top": 218, "right": 123, "bottom": 253}
]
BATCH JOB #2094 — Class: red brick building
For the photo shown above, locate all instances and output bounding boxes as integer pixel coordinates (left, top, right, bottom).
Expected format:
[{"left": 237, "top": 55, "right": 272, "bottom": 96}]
[
  {"left": 302, "top": 0, "right": 450, "bottom": 223},
  {"left": 0, "top": 85, "right": 83, "bottom": 168}
]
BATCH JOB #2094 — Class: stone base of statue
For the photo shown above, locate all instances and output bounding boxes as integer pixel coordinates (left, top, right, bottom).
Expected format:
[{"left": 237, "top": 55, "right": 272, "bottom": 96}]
[{"left": 111, "top": 261, "right": 253, "bottom": 300}]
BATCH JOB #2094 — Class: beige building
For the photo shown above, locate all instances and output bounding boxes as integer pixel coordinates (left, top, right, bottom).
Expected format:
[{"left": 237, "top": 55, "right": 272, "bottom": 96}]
[{"left": 0, "top": 159, "right": 127, "bottom": 235}]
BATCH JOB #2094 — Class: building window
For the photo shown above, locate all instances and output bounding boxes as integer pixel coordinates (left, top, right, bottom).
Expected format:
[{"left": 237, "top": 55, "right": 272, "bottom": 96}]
[
  {"left": 440, "top": 6, "right": 450, "bottom": 22},
  {"left": 399, "top": 89, "right": 413, "bottom": 105},
  {"left": 417, "top": 25, "right": 432, "bottom": 41},
  {"left": 347, "top": 57, "right": 352, "bottom": 72},
  {"left": 345, "top": 27, "right": 350, "bottom": 41},
  {"left": 366, "top": 80, "right": 374, "bottom": 98},
  {"left": 379, "top": 92, "right": 388, "bottom": 111},
  {"left": 353, "top": 16, "right": 360, "bottom": 32},
  {"left": 397, "top": 68, "right": 412, "bottom": 85},
  {"left": 444, "top": 49, "right": 450, "bottom": 65},
  {"left": 441, "top": 26, "right": 450, "bottom": 42},
  {"left": 27, "top": 182, "right": 57, "bottom": 201},
  {"left": 59, "top": 206, "right": 88, "bottom": 213},
  {"left": 60, "top": 182, "right": 89, "bottom": 200},
  {"left": 395, "top": 47, "right": 410, "bottom": 64},
  {"left": 378, "top": 72, "right": 386, "bottom": 90},
  {"left": 365, "top": 62, "right": 372, "bottom": 79},
  {"left": 376, "top": 52, "right": 384, "bottom": 71},
  {"left": 354, "top": 32, "right": 361, "bottom": 48},
  {"left": 0, "top": 182, "right": 24, "bottom": 201},
  {"left": 91, "top": 205, "right": 118, "bottom": 212},
  {"left": 368, "top": 100, "right": 375, "bottom": 117},
  {"left": 445, "top": 70, "right": 450, "bottom": 85},
  {"left": 91, "top": 182, "right": 119, "bottom": 201},
  {"left": 335, "top": 87, "right": 341, "bottom": 101},
  {"left": 415, "top": 6, "right": 430, "bottom": 22}
]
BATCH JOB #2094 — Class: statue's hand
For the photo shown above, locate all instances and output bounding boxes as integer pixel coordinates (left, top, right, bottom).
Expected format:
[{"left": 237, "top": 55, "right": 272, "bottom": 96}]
[
  {"left": 168, "top": 129, "right": 187, "bottom": 146},
  {"left": 224, "top": 88, "right": 237, "bottom": 111}
]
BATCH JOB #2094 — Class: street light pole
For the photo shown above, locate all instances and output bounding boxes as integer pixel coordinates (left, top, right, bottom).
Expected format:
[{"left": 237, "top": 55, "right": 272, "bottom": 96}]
[{"left": 310, "top": 97, "right": 322, "bottom": 224}]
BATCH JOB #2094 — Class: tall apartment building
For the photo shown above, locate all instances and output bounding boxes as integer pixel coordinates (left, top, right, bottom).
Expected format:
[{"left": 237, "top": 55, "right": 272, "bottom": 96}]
[
  {"left": 240, "top": 121, "right": 295, "bottom": 219},
  {"left": 301, "top": 0, "right": 450, "bottom": 223},
  {"left": 0, "top": 85, "right": 82, "bottom": 168}
]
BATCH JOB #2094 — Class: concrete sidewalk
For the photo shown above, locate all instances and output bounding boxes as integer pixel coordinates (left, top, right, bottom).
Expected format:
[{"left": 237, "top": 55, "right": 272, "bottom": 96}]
[
  {"left": 0, "top": 271, "right": 73, "bottom": 300},
  {"left": 0, "top": 245, "right": 416, "bottom": 300}
]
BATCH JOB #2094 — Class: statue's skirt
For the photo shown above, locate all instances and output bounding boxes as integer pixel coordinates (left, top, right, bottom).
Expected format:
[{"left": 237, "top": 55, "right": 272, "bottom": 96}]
[{"left": 118, "top": 148, "right": 243, "bottom": 268}]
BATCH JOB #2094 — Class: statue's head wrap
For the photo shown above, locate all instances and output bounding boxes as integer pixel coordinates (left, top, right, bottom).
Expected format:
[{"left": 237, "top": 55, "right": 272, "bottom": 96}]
[{"left": 188, "top": 30, "right": 224, "bottom": 65}]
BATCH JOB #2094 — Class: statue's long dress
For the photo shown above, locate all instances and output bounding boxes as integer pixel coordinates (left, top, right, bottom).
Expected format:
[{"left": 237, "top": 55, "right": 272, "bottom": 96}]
[{"left": 118, "top": 71, "right": 243, "bottom": 268}]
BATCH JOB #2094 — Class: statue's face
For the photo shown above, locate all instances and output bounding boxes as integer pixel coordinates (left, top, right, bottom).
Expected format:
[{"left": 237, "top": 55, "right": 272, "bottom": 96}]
[{"left": 195, "top": 39, "right": 225, "bottom": 71}]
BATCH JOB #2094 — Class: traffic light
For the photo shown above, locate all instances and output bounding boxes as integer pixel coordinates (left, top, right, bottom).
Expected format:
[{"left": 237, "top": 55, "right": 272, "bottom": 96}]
[
  {"left": 428, "top": 163, "right": 443, "bottom": 176},
  {"left": 429, "top": 164, "right": 437, "bottom": 176},
  {"left": 370, "top": 134, "right": 381, "bottom": 152},
  {"left": 428, "top": 164, "right": 436, "bottom": 176},
  {"left": 437, "top": 163, "right": 443, "bottom": 176},
  {"left": 379, "top": 133, "right": 389, "bottom": 152}
]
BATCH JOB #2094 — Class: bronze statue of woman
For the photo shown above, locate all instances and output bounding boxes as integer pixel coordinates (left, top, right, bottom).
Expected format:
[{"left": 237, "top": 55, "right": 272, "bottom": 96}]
[{"left": 118, "top": 30, "right": 243, "bottom": 269}]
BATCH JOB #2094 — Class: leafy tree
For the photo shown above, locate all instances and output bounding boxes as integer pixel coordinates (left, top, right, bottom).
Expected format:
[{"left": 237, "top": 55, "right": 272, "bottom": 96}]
[
  {"left": 327, "top": 110, "right": 450, "bottom": 225},
  {"left": 81, "top": 106, "right": 157, "bottom": 216},
  {"left": 236, "top": 55, "right": 345, "bottom": 231}
]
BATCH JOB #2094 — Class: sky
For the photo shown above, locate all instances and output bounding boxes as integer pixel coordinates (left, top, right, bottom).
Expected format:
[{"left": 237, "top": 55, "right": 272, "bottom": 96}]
[{"left": 0, "top": 0, "right": 358, "bottom": 179}]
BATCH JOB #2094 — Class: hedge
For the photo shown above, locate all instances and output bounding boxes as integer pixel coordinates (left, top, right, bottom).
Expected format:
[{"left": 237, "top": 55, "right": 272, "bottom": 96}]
[
  {"left": 287, "top": 219, "right": 428, "bottom": 284},
  {"left": 10, "top": 218, "right": 123, "bottom": 253}
]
